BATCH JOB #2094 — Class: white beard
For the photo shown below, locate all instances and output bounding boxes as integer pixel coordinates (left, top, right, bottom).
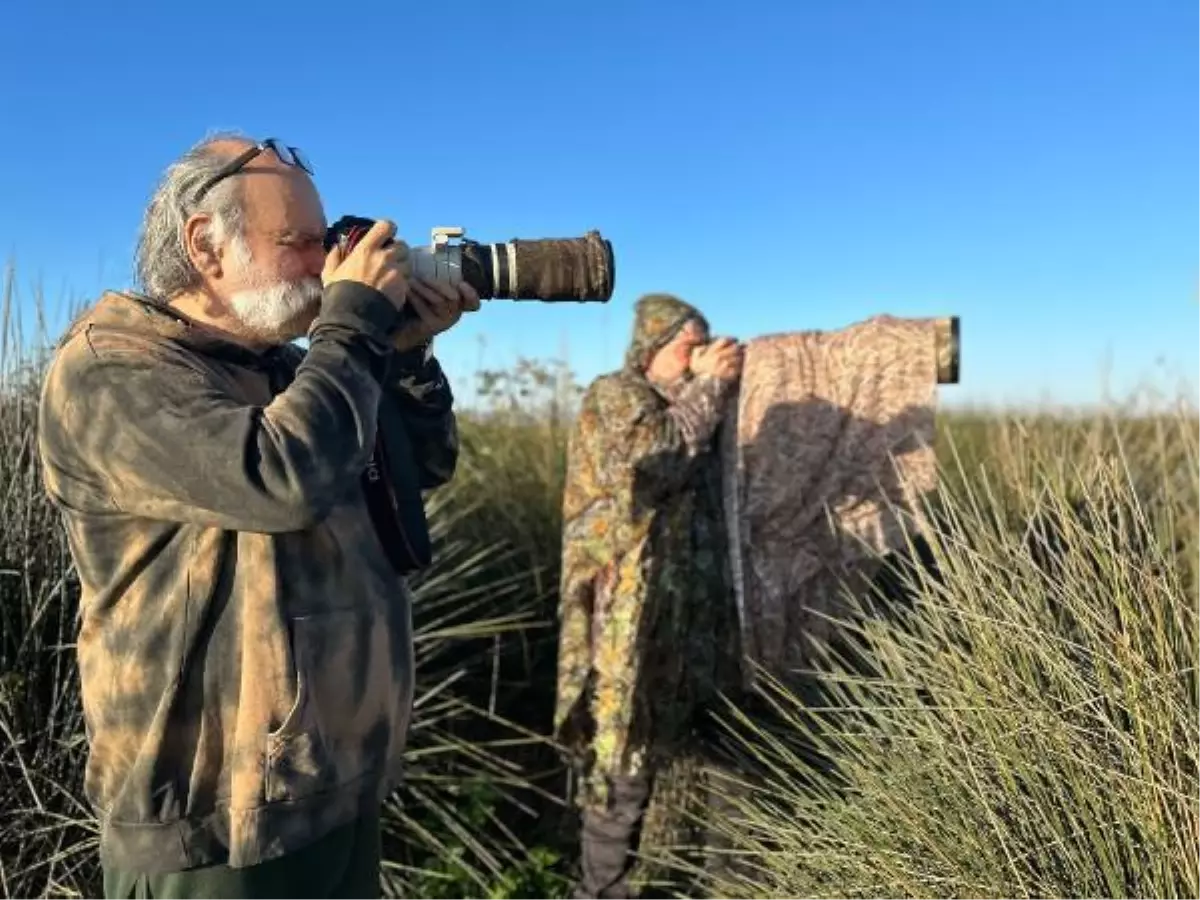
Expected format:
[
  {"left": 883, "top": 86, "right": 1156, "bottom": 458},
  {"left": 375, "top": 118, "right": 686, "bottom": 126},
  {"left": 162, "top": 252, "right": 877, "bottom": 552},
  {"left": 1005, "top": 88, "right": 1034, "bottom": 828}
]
[
  {"left": 225, "top": 234, "right": 322, "bottom": 342},
  {"left": 228, "top": 278, "right": 322, "bottom": 342}
]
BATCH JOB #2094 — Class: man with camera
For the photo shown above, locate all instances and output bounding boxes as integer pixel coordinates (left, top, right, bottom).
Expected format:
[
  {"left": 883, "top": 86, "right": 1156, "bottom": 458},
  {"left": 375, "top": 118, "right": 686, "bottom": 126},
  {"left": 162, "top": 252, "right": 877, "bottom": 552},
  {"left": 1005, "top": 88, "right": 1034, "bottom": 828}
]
[
  {"left": 554, "top": 294, "right": 744, "bottom": 898},
  {"left": 37, "top": 133, "right": 478, "bottom": 898}
]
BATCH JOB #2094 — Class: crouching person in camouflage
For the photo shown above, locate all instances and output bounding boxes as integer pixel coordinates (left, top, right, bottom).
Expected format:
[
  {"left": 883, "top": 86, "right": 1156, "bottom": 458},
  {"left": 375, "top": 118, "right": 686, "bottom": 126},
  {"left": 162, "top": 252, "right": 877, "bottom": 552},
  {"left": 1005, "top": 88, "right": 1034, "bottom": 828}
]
[
  {"left": 554, "top": 294, "right": 744, "bottom": 899},
  {"left": 37, "top": 133, "right": 478, "bottom": 899}
]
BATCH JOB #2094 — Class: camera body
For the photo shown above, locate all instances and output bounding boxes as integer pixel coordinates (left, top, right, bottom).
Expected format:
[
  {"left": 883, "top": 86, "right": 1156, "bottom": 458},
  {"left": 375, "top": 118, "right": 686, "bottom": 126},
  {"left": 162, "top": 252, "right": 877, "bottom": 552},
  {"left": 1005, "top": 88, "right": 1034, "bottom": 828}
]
[{"left": 324, "top": 216, "right": 615, "bottom": 309}]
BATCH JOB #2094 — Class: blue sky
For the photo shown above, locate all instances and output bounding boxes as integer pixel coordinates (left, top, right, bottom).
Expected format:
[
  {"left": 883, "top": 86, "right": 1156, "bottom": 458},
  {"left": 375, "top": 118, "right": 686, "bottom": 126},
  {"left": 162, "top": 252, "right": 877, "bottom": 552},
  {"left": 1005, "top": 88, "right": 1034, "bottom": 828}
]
[{"left": 2, "top": 0, "right": 1195, "bottom": 409}]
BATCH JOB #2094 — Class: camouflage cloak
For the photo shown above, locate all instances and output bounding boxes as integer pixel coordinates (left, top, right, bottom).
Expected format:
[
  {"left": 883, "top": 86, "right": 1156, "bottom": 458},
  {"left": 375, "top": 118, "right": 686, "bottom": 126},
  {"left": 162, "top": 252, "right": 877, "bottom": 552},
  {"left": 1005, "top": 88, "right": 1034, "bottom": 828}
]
[{"left": 554, "top": 294, "right": 741, "bottom": 791}]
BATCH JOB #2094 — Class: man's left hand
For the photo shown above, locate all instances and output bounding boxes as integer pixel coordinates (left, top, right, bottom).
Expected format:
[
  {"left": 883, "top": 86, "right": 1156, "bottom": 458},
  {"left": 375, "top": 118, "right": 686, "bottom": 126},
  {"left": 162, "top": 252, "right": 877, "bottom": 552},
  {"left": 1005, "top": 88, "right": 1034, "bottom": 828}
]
[{"left": 393, "top": 279, "right": 482, "bottom": 352}]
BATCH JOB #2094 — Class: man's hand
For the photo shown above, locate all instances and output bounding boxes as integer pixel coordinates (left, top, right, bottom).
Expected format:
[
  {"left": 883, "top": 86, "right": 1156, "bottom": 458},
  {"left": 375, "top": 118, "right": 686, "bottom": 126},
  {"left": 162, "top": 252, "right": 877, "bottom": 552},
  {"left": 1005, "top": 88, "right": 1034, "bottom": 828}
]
[
  {"left": 322, "top": 219, "right": 411, "bottom": 312},
  {"left": 393, "top": 279, "right": 482, "bottom": 352},
  {"left": 690, "top": 337, "right": 743, "bottom": 382}
]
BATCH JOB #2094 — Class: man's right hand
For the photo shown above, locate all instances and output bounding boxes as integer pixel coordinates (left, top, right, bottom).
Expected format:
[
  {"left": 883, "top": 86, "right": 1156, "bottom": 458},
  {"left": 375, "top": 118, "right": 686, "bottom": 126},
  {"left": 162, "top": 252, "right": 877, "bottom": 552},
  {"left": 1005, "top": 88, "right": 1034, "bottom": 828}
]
[
  {"left": 690, "top": 337, "right": 743, "bottom": 382},
  {"left": 321, "top": 219, "right": 411, "bottom": 312}
]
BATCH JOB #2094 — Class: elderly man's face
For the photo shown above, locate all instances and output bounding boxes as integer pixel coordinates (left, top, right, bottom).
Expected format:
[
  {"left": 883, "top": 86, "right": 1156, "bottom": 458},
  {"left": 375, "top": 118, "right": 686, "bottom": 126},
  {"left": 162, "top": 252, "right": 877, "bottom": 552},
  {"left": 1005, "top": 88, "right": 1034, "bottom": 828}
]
[{"left": 206, "top": 142, "right": 330, "bottom": 343}]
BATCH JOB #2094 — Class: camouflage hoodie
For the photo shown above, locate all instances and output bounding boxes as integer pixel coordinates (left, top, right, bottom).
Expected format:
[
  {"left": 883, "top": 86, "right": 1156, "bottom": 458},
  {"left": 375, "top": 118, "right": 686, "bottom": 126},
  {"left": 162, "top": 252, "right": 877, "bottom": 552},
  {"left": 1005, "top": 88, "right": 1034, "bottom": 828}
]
[
  {"left": 37, "top": 286, "right": 456, "bottom": 872},
  {"left": 554, "top": 294, "right": 741, "bottom": 787}
]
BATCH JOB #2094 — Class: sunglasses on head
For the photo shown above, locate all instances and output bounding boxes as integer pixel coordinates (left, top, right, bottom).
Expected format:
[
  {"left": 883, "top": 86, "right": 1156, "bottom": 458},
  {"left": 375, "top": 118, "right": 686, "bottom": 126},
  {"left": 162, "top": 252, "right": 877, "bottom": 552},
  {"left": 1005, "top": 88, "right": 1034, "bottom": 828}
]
[{"left": 191, "top": 137, "right": 313, "bottom": 204}]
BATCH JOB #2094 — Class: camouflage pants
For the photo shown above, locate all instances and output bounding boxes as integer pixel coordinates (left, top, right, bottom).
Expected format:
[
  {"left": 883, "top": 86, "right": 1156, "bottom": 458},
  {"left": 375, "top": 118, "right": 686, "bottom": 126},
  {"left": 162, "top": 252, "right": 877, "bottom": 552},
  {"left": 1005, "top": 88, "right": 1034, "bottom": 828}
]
[{"left": 102, "top": 809, "right": 381, "bottom": 899}]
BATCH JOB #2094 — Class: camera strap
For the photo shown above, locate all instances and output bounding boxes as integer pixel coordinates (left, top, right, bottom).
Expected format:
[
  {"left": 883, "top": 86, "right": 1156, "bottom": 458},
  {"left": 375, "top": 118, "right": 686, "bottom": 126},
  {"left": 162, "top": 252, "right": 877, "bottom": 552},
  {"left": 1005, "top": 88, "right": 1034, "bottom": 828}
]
[{"left": 360, "top": 424, "right": 432, "bottom": 577}]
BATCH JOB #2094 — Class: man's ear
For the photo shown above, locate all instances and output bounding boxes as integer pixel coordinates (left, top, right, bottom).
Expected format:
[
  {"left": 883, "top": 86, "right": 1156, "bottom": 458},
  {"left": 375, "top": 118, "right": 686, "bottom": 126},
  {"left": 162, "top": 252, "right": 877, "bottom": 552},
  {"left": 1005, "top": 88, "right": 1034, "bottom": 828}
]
[{"left": 183, "top": 213, "right": 224, "bottom": 280}]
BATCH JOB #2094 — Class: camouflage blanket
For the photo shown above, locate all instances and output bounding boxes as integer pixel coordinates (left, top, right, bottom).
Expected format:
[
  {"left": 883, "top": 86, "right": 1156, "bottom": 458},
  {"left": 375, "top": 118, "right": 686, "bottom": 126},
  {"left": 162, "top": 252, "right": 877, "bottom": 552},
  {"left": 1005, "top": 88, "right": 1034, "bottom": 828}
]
[
  {"left": 720, "top": 314, "right": 944, "bottom": 683},
  {"left": 632, "top": 315, "right": 948, "bottom": 890}
]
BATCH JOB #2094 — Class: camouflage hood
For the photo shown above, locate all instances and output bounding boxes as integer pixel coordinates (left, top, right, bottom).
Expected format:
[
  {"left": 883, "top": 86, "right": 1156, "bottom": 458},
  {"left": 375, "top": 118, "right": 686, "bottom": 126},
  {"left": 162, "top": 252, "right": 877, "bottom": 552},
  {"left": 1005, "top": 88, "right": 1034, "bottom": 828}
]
[{"left": 622, "top": 294, "right": 709, "bottom": 374}]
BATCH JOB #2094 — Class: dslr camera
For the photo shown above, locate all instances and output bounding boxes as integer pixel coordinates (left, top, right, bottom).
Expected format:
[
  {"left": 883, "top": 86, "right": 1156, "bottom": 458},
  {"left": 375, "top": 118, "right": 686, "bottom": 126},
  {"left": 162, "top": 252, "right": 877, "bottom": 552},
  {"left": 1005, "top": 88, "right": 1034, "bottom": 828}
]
[{"left": 325, "top": 216, "right": 615, "bottom": 322}]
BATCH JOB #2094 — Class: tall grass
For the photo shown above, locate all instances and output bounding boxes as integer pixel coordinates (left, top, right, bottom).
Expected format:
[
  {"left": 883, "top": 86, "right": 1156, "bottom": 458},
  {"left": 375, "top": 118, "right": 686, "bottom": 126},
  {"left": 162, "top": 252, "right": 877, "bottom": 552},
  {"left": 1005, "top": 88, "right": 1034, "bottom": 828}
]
[
  {"left": 0, "top": 267, "right": 94, "bottom": 898},
  {"left": 655, "top": 405, "right": 1199, "bottom": 899}
]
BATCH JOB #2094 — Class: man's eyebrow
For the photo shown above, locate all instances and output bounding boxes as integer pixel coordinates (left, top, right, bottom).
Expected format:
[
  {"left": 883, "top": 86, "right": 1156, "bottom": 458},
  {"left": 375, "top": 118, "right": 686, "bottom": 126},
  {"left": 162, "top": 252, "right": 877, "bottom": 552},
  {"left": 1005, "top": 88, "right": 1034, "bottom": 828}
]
[{"left": 274, "top": 228, "right": 325, "bottom": 242}]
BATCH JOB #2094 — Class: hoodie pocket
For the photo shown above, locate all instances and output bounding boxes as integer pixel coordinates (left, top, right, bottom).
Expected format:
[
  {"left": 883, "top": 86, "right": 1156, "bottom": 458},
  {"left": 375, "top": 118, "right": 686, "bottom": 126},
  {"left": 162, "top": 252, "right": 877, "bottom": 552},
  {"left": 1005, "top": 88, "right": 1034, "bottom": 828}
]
[{"left": 265, "top": 609, "right": 388, "bottom": 804}]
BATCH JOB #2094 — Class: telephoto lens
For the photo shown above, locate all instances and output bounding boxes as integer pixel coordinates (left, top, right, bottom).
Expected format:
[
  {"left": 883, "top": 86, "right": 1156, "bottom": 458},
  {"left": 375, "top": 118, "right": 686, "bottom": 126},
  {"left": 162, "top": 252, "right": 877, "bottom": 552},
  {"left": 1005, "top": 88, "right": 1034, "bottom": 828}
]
[{"left": 325, "top": 217, "right": 615, "bottom": 306}]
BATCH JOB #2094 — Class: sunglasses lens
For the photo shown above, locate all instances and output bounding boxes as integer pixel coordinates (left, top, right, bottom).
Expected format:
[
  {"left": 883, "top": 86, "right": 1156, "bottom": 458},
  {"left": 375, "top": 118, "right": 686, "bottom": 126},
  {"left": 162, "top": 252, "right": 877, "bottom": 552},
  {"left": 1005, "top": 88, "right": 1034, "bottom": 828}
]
[
  {"left": 289, "top": 146, "right": 313, "bottom": 174},
  {"left": 261, "top": 139, "right": 310, "bottom": 173}
]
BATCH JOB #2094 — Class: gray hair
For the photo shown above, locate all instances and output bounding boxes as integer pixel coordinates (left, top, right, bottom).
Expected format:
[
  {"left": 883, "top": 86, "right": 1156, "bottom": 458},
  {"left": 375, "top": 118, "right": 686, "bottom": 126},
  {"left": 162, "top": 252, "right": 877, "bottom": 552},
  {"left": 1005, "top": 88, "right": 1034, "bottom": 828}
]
[{"left": 134, "top": 130, "right": 252, "bottom": 300}]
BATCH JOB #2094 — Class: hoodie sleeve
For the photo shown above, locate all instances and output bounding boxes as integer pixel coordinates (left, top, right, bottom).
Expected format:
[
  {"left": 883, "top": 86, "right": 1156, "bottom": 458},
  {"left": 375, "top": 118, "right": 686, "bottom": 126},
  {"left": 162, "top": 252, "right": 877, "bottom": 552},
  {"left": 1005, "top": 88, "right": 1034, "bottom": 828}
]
[
  {"left": 38, "top": 282, "right": 401, "bottom": 534},
  {"left": 383, "top": 341, "right": 459, "bottom": 491}
]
